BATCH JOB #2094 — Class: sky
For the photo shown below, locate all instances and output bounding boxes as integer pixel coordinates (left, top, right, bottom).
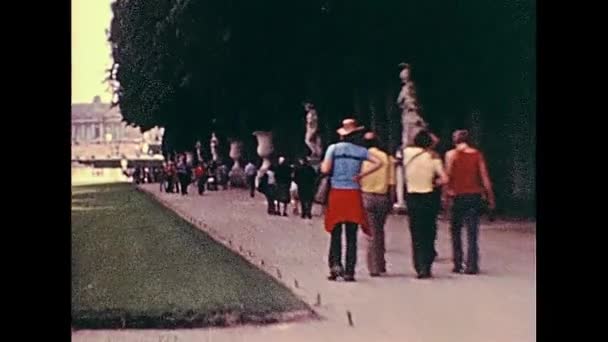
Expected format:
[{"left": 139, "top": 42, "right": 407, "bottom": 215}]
[{"left": 71, "top": 0, "right": 114, "bottom": 104}]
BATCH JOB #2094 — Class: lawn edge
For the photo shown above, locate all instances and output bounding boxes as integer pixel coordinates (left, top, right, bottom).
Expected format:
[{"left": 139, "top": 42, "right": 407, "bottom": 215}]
[
  {"left": 73, "top": 184, "right": 318, "bottom": 330},
  {"left": 72, "top": 308, "right": 318, "bottom": 330},
  {"left": 135, "top": 186, "right": 320, "bottom": 307}
]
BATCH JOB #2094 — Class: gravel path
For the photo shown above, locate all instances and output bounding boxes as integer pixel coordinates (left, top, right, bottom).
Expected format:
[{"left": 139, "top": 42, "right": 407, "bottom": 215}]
[{"left": 73, "top": 185, "right": 535, "bottom": 342}]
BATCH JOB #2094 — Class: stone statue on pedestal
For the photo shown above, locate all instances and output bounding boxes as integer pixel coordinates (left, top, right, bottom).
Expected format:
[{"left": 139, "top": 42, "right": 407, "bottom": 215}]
[
  {"left": 394, "top": 63, "right": 428, "bottom": 213},
  {"left": 304, "top": 102, "right": 323, "bottom": 168},
  {"left": 228, "top": 139, "right": 246, "bottom": 188}
]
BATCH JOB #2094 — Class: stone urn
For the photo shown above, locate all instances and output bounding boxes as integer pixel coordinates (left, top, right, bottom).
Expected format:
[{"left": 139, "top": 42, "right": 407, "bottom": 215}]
[
  {"left": 228, "top": 140, "right": 246, "bottom": 187},
  {"left": 253, "top": 131, "right": 274, "bottom": 187},
  {"left": 253, "top": 131, "right": 273, "bottom": 169}
]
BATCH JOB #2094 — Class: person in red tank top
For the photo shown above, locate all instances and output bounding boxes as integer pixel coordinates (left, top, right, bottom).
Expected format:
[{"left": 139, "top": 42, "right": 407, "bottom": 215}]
[
  {"left": 194, "top": 162, "right": 206, "bottom": 196},
  {"left": 445, "top": 130, "right": 495, "bottom": 275},
  {"left": 449, "top": 151, "right": 484, "bottom": 195}
]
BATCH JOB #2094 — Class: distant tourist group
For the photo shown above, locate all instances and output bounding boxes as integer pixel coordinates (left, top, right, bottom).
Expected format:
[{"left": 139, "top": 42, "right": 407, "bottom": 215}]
[
  {"left": 153, "top": 155, "right": 230, "bottom": 195},
  {"left": 254, "top": 156, "right": 317, "bottom": 219}
]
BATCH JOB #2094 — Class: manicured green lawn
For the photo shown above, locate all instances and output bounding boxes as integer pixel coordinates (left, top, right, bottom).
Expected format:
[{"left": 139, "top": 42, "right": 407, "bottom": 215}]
[{"left": 72, "top": 183, "right": 309, "bottom": 329}]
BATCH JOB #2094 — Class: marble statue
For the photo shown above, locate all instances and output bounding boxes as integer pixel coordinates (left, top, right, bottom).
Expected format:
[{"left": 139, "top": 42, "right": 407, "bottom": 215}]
[
  {"left": 394, "top": 63, "right": 428, "bottom": 213},
  {"left": 397, "top": 63, "right": 427, "bottom": 147},
  {"left": 304, "top": 103, "right": 323, "bottom": 166},
  {"left": 195, "top": 140, "right": 203, "bottom": 164}
]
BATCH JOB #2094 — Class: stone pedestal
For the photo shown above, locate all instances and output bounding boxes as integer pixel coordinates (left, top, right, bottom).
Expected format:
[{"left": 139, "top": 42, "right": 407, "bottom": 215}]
[
  {"left": 210, "top": 133, "right": 220, "bottom": 162},
  {"left": 229, "top": 140, "right": 246, "bottom": 188},
  {"left": 307, "top": 155, "right": 322, "bottom": 173},
  {"left": 393, "top": 148, "right": 407, "bottom": 214},
  {"left": 395, "top": 63, "right": 428, "bottom": 213}
]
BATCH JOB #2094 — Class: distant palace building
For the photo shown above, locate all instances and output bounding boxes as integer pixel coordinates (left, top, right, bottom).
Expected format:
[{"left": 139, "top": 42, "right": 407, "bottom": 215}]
[{"left": 71, "top": 96, "right": 164, "bottom": 162}]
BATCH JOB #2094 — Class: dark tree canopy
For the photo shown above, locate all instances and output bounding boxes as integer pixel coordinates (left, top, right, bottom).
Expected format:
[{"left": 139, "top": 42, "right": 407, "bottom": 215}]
[{"left": 109, "top": 0, "right": 535, "bottom": 216}]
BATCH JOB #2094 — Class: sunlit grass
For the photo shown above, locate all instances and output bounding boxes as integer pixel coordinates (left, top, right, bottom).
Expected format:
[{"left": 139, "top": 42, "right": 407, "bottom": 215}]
[{"left": 72, "top": 183, "right": 309, "bottom": 329}]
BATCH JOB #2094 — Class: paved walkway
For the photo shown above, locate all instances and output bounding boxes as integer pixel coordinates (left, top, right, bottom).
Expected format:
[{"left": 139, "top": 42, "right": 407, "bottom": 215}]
[{"left": 73, "top": 185, "right": 535, "bottom": 342}]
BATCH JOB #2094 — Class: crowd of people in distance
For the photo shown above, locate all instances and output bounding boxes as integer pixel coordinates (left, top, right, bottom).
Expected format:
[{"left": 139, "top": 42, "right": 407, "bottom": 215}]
[
  {"left": 131, "top": 166, "right": 163, "bottom": 184},
  {"left": 134, "top": 117, "right": 495, "bottom": 283},
  {"left": 146, "top": 154, "right": 231, "bottom": 195},
  {"left": 255, "top": 156, "right": 317, "bottom": 219}
]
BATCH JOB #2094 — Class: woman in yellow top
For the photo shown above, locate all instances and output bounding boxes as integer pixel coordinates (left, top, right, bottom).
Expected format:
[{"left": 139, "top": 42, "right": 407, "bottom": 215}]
[{"left": 361, "top": 131, "right": 396, "bottom": 277}]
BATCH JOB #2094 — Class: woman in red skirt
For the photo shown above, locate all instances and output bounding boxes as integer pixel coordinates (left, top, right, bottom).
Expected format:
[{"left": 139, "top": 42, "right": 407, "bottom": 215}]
[{"left": 321, "top": 119, "right": 382, "bottom": 282}]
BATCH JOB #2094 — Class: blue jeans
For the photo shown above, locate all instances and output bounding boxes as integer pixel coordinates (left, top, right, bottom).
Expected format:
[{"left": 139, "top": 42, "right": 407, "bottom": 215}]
[{"left": 450, "top": 194, "right": 482, "bottom": 271}]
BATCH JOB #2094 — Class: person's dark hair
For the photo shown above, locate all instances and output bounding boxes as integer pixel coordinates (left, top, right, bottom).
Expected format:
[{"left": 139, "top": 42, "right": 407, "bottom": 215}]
[
  {"left": 398, "top": 62, "right": 411, "bottom": 70},
  {"left": 413, "top": 130, "right": 433, "bottom": 149},
  {"left": 364, "top": 131, "right": 388, "bottom": 153},
  {"left": 453, "top": 129, "right": 471, "bottom": 145},
  {"left": 342, "top": 130, "right": 366, "bottom": 147}
]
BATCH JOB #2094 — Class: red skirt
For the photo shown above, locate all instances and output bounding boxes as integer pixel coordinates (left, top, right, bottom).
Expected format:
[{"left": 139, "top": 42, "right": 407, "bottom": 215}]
[{"left": 324, "top": 188, "right": 371, "bottom": 236}]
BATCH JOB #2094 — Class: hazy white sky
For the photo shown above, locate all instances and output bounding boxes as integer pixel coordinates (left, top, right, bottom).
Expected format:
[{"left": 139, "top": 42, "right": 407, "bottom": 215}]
[{"left": 71, "top": 0, "right": 113, "bottom": 104}]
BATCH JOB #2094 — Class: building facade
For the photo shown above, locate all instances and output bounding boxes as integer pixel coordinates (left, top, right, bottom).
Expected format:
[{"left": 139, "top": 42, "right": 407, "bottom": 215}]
[{"left": 71, "top": 96, "right": 164, "bottom": 160}]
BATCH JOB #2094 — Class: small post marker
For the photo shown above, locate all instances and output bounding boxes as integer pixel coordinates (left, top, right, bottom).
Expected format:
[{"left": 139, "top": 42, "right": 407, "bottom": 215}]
[
  {"left": 315, "top": 293, "right": 321, "bottom": 306},
  {"left": 228, "top": 240, "right": 232, "bottom": 246},
  {"left": 261, "top": 260, "right": 265, "bottom": 266},
  {"left": 347, "top": 311, "right": 354, "bottom": 327},
  {"left": 277, "top": 269, "right": 282, "bottom": 279},
  {"left": 294, "top": 279, "right": 299, "bottom": 288}
]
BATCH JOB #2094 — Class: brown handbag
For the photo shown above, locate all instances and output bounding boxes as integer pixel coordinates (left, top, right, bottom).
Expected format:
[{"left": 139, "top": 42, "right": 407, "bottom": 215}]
[
  {"left": 313, "top": 174, "right": 330, "bottom": 205},
  {"left": 313, "top": 149, "right": 336, "bottom": 205}
]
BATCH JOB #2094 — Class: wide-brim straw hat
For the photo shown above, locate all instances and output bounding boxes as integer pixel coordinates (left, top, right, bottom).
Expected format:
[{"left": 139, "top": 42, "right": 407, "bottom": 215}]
[{"left": 336, "top": 118, "right": 365, "bottom": 136}]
